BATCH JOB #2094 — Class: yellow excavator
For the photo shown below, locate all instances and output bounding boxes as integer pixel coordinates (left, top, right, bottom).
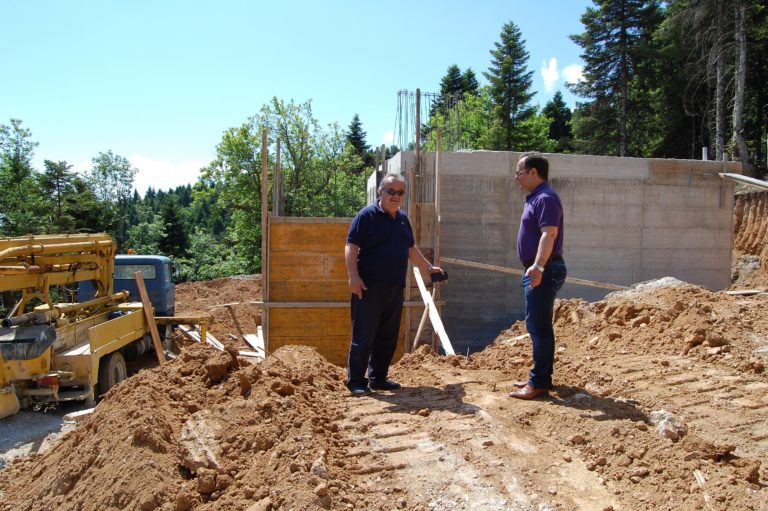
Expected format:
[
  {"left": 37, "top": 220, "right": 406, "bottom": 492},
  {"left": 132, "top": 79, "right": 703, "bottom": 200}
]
[{"left": 0, "top": 233, "right": 156, "bottom": 419}]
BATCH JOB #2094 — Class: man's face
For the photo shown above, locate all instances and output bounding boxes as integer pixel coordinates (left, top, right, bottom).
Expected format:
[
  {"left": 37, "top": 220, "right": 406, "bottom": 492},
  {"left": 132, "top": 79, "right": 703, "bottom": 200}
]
[
  {"left": 515, "top": 158, "right": 536, "bottom": 192},
  {"left": 379, "top": 180, "right": 405, "bottom": 216}
]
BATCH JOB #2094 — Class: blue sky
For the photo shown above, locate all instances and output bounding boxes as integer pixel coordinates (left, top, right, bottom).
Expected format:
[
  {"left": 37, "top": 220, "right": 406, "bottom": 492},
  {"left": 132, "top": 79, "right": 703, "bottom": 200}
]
[{"left": 1, "top": 1, "right": 592, "bottom": 194}]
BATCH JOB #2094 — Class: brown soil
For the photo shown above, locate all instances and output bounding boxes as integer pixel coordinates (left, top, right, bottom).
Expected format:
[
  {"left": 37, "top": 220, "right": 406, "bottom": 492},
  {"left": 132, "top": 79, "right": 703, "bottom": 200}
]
[{"left": 1, "top": 194, "right": 767, "bottom": 510}]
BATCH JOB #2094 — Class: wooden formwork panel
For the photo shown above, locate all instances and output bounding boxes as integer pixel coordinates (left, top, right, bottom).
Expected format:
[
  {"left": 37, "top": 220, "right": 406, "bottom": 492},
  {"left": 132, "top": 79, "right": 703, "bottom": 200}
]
[
  {"left": 267, "top": 218, "right": 404, "bottom": 366},
  {"left": 268, "top": 308, "right": 405, "bottom": 367},
  {"left": 268, "top": 220, "right": 350, "bottom": 303},
  {"left": 270, "top": 222, "right": 350, "bottom": 254}
]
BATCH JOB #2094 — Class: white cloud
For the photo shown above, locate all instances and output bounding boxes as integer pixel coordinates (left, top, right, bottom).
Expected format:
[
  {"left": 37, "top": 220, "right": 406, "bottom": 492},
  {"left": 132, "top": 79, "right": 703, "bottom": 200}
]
[
  {"left": 130, "top": 154, "right": 204, "bottom": 195},
  {"left": 381, "top": 131, "right": 394, "bottom": 145},
  {"left": 562, "top": 64, "right": 585, "bottom": 84},
  {"left": 540, "top": 58, "right": 560, "bottom": 92}
]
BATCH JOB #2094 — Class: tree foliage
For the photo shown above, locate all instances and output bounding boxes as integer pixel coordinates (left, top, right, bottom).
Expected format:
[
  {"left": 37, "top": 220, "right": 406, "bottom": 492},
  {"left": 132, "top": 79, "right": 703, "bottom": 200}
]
[{"left": 483, "top": 21, "right": 536, "bottom": 150}]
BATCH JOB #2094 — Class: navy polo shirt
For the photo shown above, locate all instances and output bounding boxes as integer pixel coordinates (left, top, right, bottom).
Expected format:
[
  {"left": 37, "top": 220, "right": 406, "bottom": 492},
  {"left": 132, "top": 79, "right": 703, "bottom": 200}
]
[
  {"left": 517, "top": 182, "right": 564, "bottom": 263},
  {"left": 347, "top": 202, "right": 414, "bottom": 287}
]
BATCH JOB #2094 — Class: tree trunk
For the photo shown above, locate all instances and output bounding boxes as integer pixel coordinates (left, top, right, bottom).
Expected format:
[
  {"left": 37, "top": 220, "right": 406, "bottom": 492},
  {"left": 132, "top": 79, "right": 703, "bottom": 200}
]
[
  {"left": 731, "top": 0, "right": 753, "bottom": 174},
  {"left": 715, "top": 0, "right": 727, "bottom": 161}
]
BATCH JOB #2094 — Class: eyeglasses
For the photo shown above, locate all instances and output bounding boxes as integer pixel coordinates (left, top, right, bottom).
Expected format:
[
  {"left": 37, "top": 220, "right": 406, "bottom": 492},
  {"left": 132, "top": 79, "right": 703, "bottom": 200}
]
[
  {"left": 384, "top": 188, "right": 405, "bottom": 197},
  {"left": 515, "top": 168, "right": 531, "bottom": 177}
]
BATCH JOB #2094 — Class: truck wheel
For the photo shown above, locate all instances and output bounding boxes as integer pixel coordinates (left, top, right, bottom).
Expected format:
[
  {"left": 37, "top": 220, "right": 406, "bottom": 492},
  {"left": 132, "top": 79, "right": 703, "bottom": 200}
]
[{"left": 98, "top": 351, "right": 127, "bottom": 396}]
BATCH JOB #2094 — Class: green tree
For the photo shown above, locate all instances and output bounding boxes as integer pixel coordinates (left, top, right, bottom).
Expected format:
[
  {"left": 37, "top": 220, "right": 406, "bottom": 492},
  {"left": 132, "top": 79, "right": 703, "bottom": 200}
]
[
  {"left": 424, "top": 87, "right": 499, "bottom": 150},
  {"left": 40, "top": 160, "right": 76, "bottom": 231},
  {"left": 87, "top": 151, "right": 137, "bottom": 248},
  {"left": 569, "top": 0, "right": 664, "bottom": 156},
  {"left": 158, "top": 197, "right": 189, "bottom": 258},
  {"left": 0, "top": 119, "right": 45, "bottom": 235},
  {"left": 542, "top": 92, "right": 573, "bottom": 153},
  {"left": 483, "top": 21, "right": 536, "bottom": 150},
  {"left": 346, "top": 113, "right": 372, "bottom": 170},
  {"left": 66, "top": 177, "right": 112, "bottom": 233}
]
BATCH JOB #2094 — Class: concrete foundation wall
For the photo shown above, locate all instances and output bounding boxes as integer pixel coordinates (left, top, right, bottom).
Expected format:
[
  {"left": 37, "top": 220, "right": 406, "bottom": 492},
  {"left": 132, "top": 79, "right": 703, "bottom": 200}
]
[{"left": 388, "top": 151, "right": 740, "bottom": 353}]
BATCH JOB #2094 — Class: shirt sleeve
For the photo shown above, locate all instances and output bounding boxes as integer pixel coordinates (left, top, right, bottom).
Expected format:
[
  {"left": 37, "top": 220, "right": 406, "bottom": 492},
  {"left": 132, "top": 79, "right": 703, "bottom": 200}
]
[
  {"left": 346, "top": 210, "right": 368, "bottom": 246},
  {"left": 404, "top": 215, "right": 415, "bottom": 248},
  {"left": 536, "top": 195, "right": 562, "bottom": 228}
]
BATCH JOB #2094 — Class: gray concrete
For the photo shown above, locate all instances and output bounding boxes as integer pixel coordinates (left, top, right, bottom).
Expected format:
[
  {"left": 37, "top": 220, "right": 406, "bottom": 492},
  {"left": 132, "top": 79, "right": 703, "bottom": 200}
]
[{"left": 384, "top": 151, "right": 739, "bottom": 353}]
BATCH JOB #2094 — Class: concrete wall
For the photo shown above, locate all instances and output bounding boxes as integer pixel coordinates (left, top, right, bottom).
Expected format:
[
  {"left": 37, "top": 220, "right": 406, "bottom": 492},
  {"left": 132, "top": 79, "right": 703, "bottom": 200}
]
[{"left": 387, "top": 151, "right": 740, "bottom": 354}]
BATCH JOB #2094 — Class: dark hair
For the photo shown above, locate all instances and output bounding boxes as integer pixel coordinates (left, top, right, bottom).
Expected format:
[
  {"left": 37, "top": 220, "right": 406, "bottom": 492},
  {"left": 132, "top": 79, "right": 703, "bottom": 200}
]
[{"left": 520, "top": 152, "right": 549, "bottom": 180}]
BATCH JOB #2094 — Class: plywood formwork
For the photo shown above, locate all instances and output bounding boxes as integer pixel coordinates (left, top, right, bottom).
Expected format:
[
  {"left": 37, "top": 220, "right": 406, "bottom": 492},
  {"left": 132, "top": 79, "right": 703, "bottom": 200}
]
[{"left": 266, "top": 217, "right": 407, "bottom": 366}]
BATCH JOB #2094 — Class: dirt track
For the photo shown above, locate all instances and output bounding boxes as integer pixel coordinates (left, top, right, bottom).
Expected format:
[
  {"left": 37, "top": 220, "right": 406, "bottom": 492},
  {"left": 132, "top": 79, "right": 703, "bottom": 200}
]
[{"left": 0, "top": 192, "right": 766, "bottom": 510}]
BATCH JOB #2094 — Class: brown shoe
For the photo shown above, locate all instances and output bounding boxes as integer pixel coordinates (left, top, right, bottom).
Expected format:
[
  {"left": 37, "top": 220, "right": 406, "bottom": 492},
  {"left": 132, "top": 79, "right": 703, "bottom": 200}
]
[
  {"left": 509, "top": 384, "right": 549, "bottom": 400},
  {"left": 513, "top": 380, "right": 529, "bottom": 388}
]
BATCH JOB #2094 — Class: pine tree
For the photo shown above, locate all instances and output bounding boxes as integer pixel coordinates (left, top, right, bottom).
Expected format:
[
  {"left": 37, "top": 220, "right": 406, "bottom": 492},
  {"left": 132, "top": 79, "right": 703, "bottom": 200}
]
[
  {"left": 542, "top": 92, "right": 573, "bottom": 153},
  {"left": 569, "top": 0, "right": 663, "bottom": 156},
  {"left": 158, "top": 198, "right": 189, "bottom": 258},
  {"left": 483, "top": 21, "right": 536, "bottom": 150},
  {"left": 346, "top": 114, "right": 372, "bottom": 169}
]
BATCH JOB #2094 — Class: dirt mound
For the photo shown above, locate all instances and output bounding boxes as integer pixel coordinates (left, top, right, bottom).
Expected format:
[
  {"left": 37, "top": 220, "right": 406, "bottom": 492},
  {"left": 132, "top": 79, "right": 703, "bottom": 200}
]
[
  {"left": 175, "top": 275, "right": 263, "bottom": 344},
  {"left": 731, "top": 191, "right": 768, "bottom": 289},
  {"left": 0, "top": 343, "right": 349, "bottom": 511}
]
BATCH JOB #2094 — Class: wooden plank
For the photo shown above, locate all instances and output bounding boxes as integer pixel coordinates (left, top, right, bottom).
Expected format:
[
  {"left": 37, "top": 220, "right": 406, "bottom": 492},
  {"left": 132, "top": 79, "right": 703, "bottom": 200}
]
[
  {"left": 270, "top": 216, "right": 352, "bottom": 224},
  {"left": 269, "top": 308, "right": 351, "bottom": 336},
  {"left": 412, "top": 266, "right": 454, "bottom": 355},
  {"left": 243, "top": 333, "right": 266, "bottom": 358},
  {"left": 247, "top": 300, "right": 432, "bottom": 308},
  {"left": 269, "top": 252, "right": 347, "bottom": 280},
  {"left": 270, "top": 223, "right": 350, "bottom": 252},
  {"left": 134, "top": 272, "right": 166, "bottom": 366},
  {"left": 261, "top": 129, "right": 269, "bottom": 304},
  {"left": 269, "top": 280, "right": 349, "bottom": 302},
  {"left": 441, "top": 256, "right": 628, "bottom": 291},
  {"left": 178, "top": 324, "right": 225, "bottom": 351}
]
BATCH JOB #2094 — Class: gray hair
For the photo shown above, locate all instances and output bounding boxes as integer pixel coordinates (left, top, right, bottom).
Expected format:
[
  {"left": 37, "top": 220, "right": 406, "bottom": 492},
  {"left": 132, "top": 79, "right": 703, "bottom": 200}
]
[{"left": 378, "top": 173, "right": 405, "bottom": 192}]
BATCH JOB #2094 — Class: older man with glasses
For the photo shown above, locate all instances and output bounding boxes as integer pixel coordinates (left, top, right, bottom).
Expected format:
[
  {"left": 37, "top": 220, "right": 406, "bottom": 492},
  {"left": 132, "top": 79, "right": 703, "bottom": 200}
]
[{"left": 344, "top": 173, "right": 444, "bottom": 396}]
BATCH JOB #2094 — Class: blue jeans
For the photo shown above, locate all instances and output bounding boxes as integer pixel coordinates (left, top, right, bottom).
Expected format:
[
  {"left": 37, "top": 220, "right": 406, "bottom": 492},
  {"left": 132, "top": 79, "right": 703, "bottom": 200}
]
[
  {"left": 347, "top": 284, "right": 403, "bottom": 387},
  {"left": 522, "top": 258, "right": 567, "bottom": 389}
]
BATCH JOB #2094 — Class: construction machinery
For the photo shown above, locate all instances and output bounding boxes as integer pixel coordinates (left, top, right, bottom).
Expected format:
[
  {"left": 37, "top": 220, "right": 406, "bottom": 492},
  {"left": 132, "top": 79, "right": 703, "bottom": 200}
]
[{"left": 0, "top": 233, "right": 159, "bottom": 419}]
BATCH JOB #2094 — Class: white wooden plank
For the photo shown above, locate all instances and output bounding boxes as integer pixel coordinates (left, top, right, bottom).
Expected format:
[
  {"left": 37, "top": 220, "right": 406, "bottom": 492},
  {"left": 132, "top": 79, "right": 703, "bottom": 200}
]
[{"left": 412, "top": 266, "right": 455, "bottom": 355}]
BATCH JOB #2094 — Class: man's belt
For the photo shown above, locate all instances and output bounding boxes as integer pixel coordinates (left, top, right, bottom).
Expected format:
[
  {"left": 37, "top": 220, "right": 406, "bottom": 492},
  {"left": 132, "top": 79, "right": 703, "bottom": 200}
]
[{"left": 522, "top": 254, "right": 563, "bottom": 269}]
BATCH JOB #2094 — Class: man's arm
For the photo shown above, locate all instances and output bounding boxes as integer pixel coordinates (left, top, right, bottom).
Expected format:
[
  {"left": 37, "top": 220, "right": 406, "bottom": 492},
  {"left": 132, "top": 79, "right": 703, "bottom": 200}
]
[
  {"left": 525, "top": 226, "right": 558, "bottom": 288},
  {"left": 408, "top": 246, "right": 444, "bottom": 276},
  {"left": 345, "top": 243, "right": 366, "bottom": 299}
]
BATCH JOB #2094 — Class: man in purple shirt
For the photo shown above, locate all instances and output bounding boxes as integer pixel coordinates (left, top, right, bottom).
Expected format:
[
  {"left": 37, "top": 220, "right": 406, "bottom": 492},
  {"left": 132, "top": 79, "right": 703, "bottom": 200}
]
[{"left": 510, "top": 152, "right": 567, "bottom": 400}]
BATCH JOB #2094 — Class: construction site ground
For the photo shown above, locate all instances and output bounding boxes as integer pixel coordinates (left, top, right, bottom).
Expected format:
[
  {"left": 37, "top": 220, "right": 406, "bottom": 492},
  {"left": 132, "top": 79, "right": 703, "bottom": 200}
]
[{"left": 1, "top": 191, "right": 767, "bottom": 511}]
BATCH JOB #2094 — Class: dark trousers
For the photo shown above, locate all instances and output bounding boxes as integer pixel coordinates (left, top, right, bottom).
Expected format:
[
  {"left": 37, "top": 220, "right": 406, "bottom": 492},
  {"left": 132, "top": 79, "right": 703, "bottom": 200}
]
[
  {"left": 521, "top": 258, "right": 567, "bottom": 389},
  {"left": 347, "top": 284, "right": 404, "bottom": 387}
]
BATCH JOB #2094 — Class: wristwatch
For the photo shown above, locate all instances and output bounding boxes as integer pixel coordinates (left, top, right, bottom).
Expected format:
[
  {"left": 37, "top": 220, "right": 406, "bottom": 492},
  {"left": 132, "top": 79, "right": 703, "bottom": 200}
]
[{"left": 531, "top": 263, "right": 545, "bottom": 272}]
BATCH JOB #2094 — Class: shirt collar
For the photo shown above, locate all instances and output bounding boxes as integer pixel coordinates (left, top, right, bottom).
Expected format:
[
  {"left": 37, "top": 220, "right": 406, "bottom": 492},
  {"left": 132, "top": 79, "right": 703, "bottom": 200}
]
[{"left": 526, "top": 181, "right": 549, "bottom": 200}]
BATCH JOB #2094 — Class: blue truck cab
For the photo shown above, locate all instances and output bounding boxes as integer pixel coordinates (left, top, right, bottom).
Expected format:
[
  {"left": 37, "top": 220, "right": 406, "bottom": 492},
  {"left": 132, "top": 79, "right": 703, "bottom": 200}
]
[{"left": 78, "top": 254, "right": 175, "bottom": 317}]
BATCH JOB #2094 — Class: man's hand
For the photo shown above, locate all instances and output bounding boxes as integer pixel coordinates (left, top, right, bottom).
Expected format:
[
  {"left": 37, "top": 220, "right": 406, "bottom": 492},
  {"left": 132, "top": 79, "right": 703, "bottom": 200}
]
[
  {"left": 525, "top": 266, "right": 543, "bottom": 288},
  {"left": 348, "top": 275, "right": 367, "bottom": 299},
  {"left": 429, "top": 265, "right": 445, "bottom": 277}
]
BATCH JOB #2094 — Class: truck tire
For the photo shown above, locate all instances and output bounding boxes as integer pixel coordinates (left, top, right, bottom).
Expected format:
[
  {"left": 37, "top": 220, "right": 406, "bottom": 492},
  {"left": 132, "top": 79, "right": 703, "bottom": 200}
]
[{"left": 98, "top": 351, "right": 127, "bottom": 396}]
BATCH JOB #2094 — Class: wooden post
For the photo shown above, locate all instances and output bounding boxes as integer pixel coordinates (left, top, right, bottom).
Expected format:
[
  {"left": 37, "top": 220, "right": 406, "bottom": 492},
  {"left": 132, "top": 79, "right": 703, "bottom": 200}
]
[
  {"left": 431, "top": 129, "right": 442, "bottom": 352},
  {"left": 405, "top": 166, "right": 415, "bottom": 352},
  {"left": 381, "top": 144, "right": 387, "bottom": 175},
  {"left": 261, "top": 129, "right": 269, "bottom": 348},
  {"left": 273, "top": 138, "right": 282, "bottom": 216},
  {"left": 415, "top": 88, "right": 421, "bottom": 175},
  {"left": 134, "top": 272, "right": 166, "bottom": 366}
]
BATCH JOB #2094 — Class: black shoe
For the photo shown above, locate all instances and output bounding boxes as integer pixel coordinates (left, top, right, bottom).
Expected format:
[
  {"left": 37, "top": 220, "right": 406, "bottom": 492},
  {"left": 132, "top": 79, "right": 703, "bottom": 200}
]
[
  {"left": 347, "top": 384, "right": 371, "bottom": 397},
  {"left": 370, "top": 379, "right": 402, "bottom": 391}
]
